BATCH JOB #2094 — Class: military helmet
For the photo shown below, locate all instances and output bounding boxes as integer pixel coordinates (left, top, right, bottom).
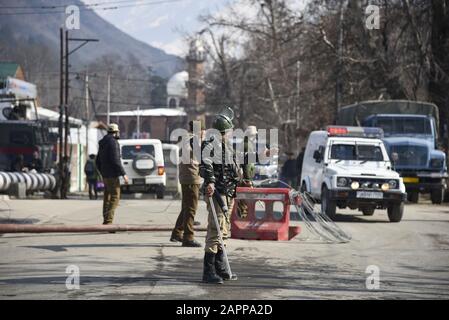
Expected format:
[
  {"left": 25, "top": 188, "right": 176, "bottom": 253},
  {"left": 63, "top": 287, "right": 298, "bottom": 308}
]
[{"left": 212, "top": 106, "right": 234, "bottom": 133}]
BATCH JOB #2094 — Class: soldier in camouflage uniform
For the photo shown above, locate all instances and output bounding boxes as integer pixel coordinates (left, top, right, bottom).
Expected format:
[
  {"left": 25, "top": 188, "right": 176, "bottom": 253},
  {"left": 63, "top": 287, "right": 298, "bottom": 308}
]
[{"left": 200, "top": 108, "right": 240, "bottom": 284}]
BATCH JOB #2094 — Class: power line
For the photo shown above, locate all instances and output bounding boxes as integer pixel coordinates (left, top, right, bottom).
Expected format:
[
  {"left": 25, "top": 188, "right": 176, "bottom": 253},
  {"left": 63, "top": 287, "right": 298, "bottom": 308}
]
[
  {"left": 0, "top": 0, "right": 186, "bottom": 15},
  {"left": 72, "top": 96, "right": 152, "bottom": 107},
  {"left": 22, "top": 55, "right": 182, "bottom": 76},
  {"left": 45, "top": 85, "right": 160, "bottom": 101},
  {"left": 0, "top": 0, "right": 165, "bottom": 9}
]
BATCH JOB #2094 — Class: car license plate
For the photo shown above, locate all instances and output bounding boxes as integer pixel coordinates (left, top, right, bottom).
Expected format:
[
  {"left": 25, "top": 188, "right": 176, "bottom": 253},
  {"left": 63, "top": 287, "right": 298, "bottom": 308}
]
[
  {"left": 133, "top": 178, "right": 145, "bottom": 185},
  {"left": 356, "top": 191, "right": 383, "bottom": 199},
  {"left": 403, "top": 177, "right": 419, "bottom": 183}
]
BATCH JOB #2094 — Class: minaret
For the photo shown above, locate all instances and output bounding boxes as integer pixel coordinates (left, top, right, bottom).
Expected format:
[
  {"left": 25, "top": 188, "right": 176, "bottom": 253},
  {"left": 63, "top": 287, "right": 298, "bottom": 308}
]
[{"left": 186, "top": 36, "right": 206, "bottom": 119}]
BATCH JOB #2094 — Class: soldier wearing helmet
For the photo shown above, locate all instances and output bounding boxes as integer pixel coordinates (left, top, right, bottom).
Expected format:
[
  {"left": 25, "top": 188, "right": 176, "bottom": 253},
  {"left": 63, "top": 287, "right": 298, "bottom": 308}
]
[
  {"left": 96, "top": 123, "right": 129, "bottom": 225},
  {"left": 199, "top": 107, "right": 241, "bottom": 284}
]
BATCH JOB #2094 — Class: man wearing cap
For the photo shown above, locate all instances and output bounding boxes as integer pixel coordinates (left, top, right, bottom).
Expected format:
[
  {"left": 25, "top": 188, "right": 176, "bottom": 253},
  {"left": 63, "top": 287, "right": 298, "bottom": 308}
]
[
  {"left": 237, "top": 126, "right": 258, "bottom": 219},
  {"left": 96, "top": 123, "right": 129, "bottom": 225},
  {"left": 170, "top": 119, "right": 205, "bottom": 247},
  {"left": 242, "top": 126, "right": 258, "bottom": 186}
]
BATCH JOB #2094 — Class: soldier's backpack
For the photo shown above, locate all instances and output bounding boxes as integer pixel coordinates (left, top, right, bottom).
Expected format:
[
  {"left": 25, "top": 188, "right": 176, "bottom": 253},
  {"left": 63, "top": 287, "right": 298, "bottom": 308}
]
[{"left": 85, "top": 160, "right": 95, "bottom": 176}]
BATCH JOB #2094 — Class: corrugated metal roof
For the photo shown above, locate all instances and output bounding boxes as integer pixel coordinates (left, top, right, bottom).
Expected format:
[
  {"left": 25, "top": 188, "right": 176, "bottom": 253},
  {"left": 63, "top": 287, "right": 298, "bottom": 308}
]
[
  {"left": 105, "top": 108, "right": 187, "bottom": 117},
  {"left": 0, "top": 62, "right": 20, "bottom": 79},
  {"left": 37, "top": 107, "right": 83, "bottom": 125}
]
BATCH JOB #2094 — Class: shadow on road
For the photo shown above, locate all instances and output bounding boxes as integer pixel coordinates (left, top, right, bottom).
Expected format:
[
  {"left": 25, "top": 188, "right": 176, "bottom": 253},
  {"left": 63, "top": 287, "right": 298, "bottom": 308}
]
[
  {"left": 1, "top": 250, "right": 449, "bottom": 299},
  {"left": 290, "top": 212, "right": 388, "bottom": 223},
  {"left": 22, "top": 243, "right": 182, "bottom": 252}
]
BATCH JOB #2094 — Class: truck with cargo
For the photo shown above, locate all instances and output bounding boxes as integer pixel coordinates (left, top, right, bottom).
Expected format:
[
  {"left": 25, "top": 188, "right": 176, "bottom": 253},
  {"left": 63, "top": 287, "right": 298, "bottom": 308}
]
[
  {"left": 337, "top": 100, "right": 447, "bottom": 204},
  {"left": 0, "top": 77, "right": 55, "bottom": 173}
]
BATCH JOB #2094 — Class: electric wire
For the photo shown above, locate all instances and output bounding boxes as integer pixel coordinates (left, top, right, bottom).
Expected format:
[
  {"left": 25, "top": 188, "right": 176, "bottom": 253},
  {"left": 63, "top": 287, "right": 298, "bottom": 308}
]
[{"left": 0, "top": 0, "right": 186, "bottom": 15}]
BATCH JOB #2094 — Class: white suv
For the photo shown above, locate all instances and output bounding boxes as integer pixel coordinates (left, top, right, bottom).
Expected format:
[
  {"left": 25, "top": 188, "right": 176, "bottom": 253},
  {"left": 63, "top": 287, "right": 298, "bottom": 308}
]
[
  {"left": 300, "top": 126, "right": 406, "bottom": 222},
  {"left": 118, "top": 139, "right": 166, "bottom": 198}
]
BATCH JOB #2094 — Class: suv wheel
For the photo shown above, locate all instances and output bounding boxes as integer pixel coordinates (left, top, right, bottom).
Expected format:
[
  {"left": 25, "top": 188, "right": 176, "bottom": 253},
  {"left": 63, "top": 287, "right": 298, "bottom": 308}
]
[
  {"left": 156, "top": 185, "right": 165, "bottom": 199},
  {"left": 362, "top": 207, "right": 375, "bottom": 216},
  {"left": 407, "top": 191, "right": 419, "bottom": 203},
  {"left": 321, "top": 186, "right": 337, "bottom": 219},
  {"left": 300, "top": 183, "right": 312, "bottom": 215},
  {"left": 387, "top": 202, "right": 404, "bottom": 222},
  {"left": 431, "top": 188, "right": 444, "bottom": 205}
]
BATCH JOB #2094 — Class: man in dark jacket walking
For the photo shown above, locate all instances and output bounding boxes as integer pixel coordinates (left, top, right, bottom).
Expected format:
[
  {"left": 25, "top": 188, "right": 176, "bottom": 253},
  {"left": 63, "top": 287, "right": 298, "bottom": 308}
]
[
  {"left": 85, "top": 154, "right": 101, "bottom": 200},
  {"left": 281, "top": 152, "right": 298, "bottom": 189},
  {"left": 96, "top": 124, "right": 128, "bottom": 224}
]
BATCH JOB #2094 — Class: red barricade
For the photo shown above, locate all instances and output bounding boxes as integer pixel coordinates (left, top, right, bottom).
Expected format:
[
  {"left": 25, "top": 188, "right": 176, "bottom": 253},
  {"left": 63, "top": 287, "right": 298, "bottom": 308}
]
[{"left": 230, "top": 187, "right": 301, "bottom": 241}]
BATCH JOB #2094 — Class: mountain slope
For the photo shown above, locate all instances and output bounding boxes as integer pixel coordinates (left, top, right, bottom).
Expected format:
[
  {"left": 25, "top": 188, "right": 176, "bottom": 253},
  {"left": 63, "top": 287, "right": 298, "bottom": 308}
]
[{"left": 0, "top": 0, "right": 184, "bottom": 78}]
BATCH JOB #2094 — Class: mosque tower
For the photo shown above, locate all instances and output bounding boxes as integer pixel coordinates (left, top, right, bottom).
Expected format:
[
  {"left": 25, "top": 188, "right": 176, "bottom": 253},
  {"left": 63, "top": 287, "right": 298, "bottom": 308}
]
[{"left": 186, "top": 36, "right": 206, "bottom": 118}]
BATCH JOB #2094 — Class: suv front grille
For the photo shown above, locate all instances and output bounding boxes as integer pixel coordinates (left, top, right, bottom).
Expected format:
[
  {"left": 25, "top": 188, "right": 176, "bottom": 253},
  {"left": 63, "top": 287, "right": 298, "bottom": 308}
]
[{"left": 347, "top": 178, "right": 397, "bottom": 190}]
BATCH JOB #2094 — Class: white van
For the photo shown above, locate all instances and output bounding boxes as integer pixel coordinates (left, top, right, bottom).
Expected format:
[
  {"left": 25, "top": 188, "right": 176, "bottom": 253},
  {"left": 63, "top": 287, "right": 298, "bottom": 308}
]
[
  {"left": 118, "top": 139, "right": 166, "bottom": 198},
  {"left": 300, "top": 126, "right": 407, "bottom": 222}
]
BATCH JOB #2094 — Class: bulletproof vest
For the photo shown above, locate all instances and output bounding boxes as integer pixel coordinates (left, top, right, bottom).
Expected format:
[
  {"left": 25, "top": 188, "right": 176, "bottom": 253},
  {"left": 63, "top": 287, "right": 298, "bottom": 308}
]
[{"left": 201, "top": 138, "right": 241, "bottom": 197}]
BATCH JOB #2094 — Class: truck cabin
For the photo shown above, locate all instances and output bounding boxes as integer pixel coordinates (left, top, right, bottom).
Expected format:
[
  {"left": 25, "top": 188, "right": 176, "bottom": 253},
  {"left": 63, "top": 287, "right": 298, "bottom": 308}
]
[
  {"left": 362, "top": 114, "right": 437, "bottom": 147},
  {"left": 0, "top": 121, "right": 55, "bottom": 173}
]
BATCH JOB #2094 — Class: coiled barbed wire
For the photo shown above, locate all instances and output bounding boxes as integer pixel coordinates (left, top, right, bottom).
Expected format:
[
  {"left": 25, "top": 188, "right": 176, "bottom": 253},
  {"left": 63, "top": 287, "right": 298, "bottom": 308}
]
[{"left": 254, "top": 179, "right": 351, "bottom": 243}]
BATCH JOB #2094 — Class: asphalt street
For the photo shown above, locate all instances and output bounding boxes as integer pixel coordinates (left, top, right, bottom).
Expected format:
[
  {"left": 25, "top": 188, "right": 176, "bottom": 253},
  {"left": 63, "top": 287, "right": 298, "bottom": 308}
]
[{"left": 0, "top": 194, "right": 448, "bottom": 300}]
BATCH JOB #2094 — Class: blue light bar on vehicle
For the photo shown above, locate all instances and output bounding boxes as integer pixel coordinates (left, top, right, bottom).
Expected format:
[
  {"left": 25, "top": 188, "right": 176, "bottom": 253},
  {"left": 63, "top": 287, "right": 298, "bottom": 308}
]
[{"left": 327, "top": 126, "right": 384, "bottom": 139}]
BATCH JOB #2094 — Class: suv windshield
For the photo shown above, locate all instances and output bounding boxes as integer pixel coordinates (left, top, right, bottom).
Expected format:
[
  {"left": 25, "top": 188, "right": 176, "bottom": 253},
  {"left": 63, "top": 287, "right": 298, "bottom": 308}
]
[
  {"left": 121, "top": 145, "right": 155, "bottom": 160},
  {"left": 370, "top": 117, "right": 432, "bottom": 136},
  {"left": 330, "top": 144, "right": 384, "bottom": 161}
]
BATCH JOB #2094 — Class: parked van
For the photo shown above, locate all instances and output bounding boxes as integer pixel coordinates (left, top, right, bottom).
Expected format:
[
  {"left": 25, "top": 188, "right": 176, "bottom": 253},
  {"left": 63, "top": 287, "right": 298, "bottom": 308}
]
[
  {"left": 300, "top": 126, "right": 407, "bottom": 222},
  {"left": 118, "top": 139, "right": 166, "bottom": 198}
]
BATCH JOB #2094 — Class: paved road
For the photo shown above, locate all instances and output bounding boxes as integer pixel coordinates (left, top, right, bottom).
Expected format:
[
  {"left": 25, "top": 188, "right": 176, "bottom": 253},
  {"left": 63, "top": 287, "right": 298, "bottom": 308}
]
[{"left": 0, "top": 195, "right": 448, "bottom": 300}]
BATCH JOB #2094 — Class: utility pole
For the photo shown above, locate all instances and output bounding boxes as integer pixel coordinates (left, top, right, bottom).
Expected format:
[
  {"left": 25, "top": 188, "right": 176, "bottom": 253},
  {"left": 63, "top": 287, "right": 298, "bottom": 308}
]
[
  {"left": 107, "top": 74, "right": 111, "bottom": 125},
  {"left": 296, "top": 60, "right": 301, "bottom": 150},
  {"left": 335, "top": 0, "right": 346, "bottom": 123},
  {"left": 136, "top": 105, "right": 140, "bottom": 138},
  {"left": 58, "top": 28, "right": 64, "bottom": 198},
  {"left": 85, "top": 71, "right": 89, "bottom": 154},
  {"left": 64, "top": 30, "right": 69, "bottom": 159},
  {"left": 57, "top": 28, "right": 99, "bottom": 199}
]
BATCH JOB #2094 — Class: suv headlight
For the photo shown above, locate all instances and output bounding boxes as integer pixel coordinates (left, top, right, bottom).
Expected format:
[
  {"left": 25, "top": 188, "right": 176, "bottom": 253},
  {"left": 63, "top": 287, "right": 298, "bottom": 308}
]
[
  {"left": 431, "top": 158, "right": 444, "bottom": 169},
  {"left": 351, "top": 181, "right": 360, "bottom": 190},
  {"left": 337, "top": 177, "right": 349, "bottom": 187},
  {"left": 388, "top": 180, "right": 398, "bottom": 189}
]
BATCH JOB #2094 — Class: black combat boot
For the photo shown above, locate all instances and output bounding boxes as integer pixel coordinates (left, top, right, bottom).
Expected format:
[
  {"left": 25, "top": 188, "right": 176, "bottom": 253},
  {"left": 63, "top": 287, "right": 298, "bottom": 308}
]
[
  {"left": 182, "top": 239, "right": 202, "bottom": 247},
  {"left": 202, "top": 252, "right": 223, "bottom": 284},
  {"left": 215, "top": 248, "right": 238, "bottom": 281}
]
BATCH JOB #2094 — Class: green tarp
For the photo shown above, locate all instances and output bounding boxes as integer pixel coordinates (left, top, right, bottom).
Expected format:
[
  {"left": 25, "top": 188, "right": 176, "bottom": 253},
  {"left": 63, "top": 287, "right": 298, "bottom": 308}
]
[{"left": 337, "top": 100, "right": 439, "bottom": 131}]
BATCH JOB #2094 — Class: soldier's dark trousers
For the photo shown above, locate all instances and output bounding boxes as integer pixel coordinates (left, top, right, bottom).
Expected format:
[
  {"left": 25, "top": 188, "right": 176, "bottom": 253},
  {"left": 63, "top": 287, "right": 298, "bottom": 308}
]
[
  {"left": 103, "top": 177, "right": 121, "bottom": 224},
  {"left": 171, "top": 184, "right": 200, "bottom": 241},
  {"left": 87, "top": 179, "right": 98, "bottom": 200}
]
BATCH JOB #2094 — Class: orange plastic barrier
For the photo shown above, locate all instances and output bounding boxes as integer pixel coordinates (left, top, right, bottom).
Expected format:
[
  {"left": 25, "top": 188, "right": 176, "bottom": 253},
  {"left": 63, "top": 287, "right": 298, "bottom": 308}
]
[{"left": 231, "top": 187, "right": 301, "bottom": 241}]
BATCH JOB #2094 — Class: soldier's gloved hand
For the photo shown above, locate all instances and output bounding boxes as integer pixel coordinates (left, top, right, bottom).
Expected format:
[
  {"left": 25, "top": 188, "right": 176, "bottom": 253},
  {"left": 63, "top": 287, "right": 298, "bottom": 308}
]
[
  {"left": 242, "top": 180, "right": 253, "bottom": 188},
  {"left": 206, "top": 183, "right": 215, "bottom": 197}
]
